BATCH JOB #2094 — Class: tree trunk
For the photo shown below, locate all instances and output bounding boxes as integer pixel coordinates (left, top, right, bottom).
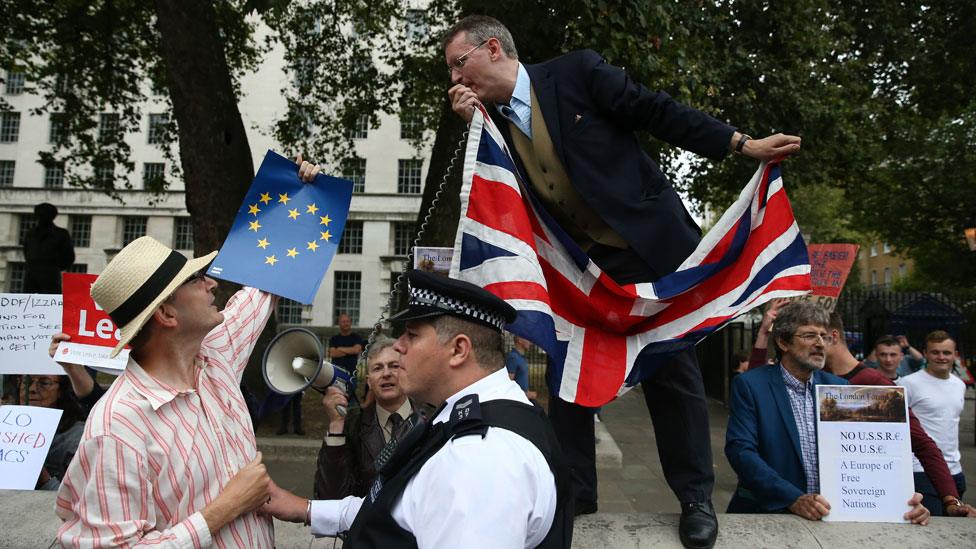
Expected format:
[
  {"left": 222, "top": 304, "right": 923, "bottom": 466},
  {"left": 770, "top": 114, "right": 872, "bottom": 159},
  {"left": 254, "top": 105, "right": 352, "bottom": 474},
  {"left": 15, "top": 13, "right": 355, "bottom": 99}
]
[
  {"left": 152, "top": 0, "right": 253, "bottom": 306},
  {"left": 415, "top": 100, "right": 468, "bottom": 248},
  {"left": 153, "top": 0, "right": 275, "bottom": 396}
]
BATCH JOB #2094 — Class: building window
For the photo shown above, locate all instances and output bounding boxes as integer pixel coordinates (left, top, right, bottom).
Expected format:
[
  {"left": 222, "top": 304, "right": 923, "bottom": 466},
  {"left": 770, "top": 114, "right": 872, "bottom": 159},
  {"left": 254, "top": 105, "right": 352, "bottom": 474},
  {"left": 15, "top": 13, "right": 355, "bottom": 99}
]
[
  {"left": 67, "top": 264, "right": 88, "bottom": 273},
  {"left": 143, "top": 162, "right": 165, "bottom": 188},
  {"left": 393, "top": 222, "right": 414, "bottom": 256},
  {"left": 882, "top": 242, "right": 891, "bottom": 254},
  {"left": 147, "top": 113, "right": 169, "bottom": 145},
  {"left": 70, "top": 215, "right": 92, "bottom": 248},
  {"left": 276, "top": 298, "right": 305, "bottom": 324},
  {"left": 0, "top": 160, "right": 14, "bottom": 187},
  {"left": 18, "top": 214, "right": 36, "bottom": 245},
  {"left": 49, "top": 113, "right": 66, "bottom": 144},
  {"left": 338, "top": 220, "right": 363, "bottom": 254},
  {"left": 341, "top": 158, "right": 366, "bottom": 193},
  {"left": 7, "top": 261, "right": 26, "bottom": 293},
  {"left": 122, "top": 216, "right": 147, "bottom": 246},
  {"left": 883, "top": 267, "right": 891, "bottom": 285},
  {"left": 173, "top": 217, "right": 193, "bottom": 250},
  {"left": 397, "top": 159, "right": 422, "bottom": 194},
  {"left": 898, "top": 263, "right": 906, "bottom": 278},
  {"left": 99, "top": 113, "right": 120, "bottom": 142},
  {"left": 0, "top": 111, "right": 20, "bottom": 142},
  {"left": 348, "top": 114, "right": 368, "bottom": 139},
  {"left": 333, "top": 271, "right": 361, "bottom": 325},
  {"left": 869, "top": 243, "right": 877, "bottom": 257},
  {"left": 94, "top": 162, "right": 115, "bottom": 186},
  {"left": 4, "top": 71, "right": 25, "bottom": 95},
  {"left": 870, "top": 270, "right": 877, "bottom": 286},
  {"left": 43, "top": 162, "right": 64, "bottom": 188},
  {"left": 400, "top": 114, "right": 423, "bottom": 139}
]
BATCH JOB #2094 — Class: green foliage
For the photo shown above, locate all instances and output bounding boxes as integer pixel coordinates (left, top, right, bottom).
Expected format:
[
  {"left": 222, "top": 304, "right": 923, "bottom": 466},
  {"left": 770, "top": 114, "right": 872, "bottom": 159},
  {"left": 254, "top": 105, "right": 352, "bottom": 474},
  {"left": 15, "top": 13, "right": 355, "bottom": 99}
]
[{"left": 0, "top": 0, "right": 262, "bottom": 199}]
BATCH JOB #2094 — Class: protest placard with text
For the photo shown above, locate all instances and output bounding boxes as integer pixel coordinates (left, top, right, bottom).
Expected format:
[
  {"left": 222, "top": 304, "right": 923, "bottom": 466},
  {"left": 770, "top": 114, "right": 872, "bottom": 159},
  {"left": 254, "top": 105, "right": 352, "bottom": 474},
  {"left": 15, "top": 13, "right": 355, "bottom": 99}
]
[
  {"left": 0, "top": 294, "right": 63, "bottom": 375},
  {"left": 56, "top": 273, "right": 128, "bottom": 371},
  {"left": 791, "top": 244, "right": 859, "bottom": 312},
  {"left": 0, "top": 405, "right": 63, "bottom": 490},
  {"left": 816, "top": 384, "right": 913, "bottom": 522},
  {"left": 413, "top": 246, "right": 453, "bottom": 277}
]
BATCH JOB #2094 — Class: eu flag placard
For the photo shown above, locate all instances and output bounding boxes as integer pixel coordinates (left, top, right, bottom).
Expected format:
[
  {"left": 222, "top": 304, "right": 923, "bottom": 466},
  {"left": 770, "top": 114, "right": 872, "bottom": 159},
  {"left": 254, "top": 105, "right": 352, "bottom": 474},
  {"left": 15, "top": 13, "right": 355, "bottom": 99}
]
[{"left": 207, "top": 150, "right": 353, "bottom": 304}]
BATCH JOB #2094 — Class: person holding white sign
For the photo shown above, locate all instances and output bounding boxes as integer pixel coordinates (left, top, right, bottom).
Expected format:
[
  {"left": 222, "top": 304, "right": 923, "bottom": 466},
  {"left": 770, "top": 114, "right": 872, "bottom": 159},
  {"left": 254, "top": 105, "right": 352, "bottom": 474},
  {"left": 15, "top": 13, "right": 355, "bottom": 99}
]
[
  {"left": 55, "top": 236, "right": 278, "bottom": 547},
  {"left": 20, "top": 374, "right": 85, "bottom": 490},
  {"left": 725, "top": 301, "right": 930, "bottom": 523}
]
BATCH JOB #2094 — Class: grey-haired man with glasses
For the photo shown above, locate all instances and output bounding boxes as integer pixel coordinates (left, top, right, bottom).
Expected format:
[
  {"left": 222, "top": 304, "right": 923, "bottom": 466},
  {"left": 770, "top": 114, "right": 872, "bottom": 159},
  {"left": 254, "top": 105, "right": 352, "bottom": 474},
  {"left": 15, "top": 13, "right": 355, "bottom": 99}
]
[{"left": 725, "top": 301, "right": 930, "bottom": 523}]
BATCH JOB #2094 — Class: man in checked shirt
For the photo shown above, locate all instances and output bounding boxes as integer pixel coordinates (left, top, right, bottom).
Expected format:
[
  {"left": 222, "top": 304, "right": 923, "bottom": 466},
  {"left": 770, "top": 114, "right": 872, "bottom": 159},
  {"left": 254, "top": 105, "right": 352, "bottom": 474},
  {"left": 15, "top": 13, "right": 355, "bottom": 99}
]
[
  {"left": 54, "top": 235, "right": 277, "bottom": 547},
  {"left": 725, "top": 301, "right": 930, "bottom": 523}
]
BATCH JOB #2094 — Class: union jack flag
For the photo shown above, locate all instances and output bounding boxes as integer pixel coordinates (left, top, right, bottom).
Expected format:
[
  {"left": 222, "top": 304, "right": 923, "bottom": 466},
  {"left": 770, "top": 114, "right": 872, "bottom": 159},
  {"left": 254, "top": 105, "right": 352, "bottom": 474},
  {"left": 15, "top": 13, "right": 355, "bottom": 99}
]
[{"left": 450, "top": 108, "right": 811, "bottom": 407}]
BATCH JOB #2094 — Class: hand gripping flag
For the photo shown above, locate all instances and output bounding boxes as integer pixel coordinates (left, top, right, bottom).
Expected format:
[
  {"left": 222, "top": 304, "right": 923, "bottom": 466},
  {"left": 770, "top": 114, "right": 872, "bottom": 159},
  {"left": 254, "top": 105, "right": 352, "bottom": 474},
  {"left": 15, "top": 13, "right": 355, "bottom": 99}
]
[
  {"left": 451, "top": 108, "right": 811, "bottom": 407},
  {"left": 207, "top": 150, "right": 353, "bottom": 304}
]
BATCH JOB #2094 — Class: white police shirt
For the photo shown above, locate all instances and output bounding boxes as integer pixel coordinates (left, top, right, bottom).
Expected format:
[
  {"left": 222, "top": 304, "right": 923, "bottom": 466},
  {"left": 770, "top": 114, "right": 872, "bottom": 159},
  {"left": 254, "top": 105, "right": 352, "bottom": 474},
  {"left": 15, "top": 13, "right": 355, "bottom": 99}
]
[{"left": 310, "top": 368, "right": 557, "bottom": 548}]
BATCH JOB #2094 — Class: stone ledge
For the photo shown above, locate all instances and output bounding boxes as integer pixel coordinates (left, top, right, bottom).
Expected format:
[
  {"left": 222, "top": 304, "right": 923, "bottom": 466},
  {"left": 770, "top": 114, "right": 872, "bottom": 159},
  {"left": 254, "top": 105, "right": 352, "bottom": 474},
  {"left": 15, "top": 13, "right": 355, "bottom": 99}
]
[
  {"left": 10, "top": 490, "right": 970, "bottom": 549},
  {"left": 256, "top": 436, "right": 322, "bottom": 462}
]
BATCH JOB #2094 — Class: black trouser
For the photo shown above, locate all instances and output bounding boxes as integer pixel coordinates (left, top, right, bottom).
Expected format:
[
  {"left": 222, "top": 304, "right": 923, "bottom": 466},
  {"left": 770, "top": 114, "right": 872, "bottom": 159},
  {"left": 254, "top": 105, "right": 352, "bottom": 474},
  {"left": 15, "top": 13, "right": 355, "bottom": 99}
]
[{"left": 547, "top": 244, "right": 714, "bottom": 504}]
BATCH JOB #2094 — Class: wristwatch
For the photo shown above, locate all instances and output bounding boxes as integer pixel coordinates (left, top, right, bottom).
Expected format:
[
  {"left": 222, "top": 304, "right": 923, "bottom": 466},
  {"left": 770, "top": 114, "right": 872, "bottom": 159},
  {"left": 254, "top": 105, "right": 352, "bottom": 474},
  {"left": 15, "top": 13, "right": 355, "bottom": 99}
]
[{"left": 734, "top": 133, "right": 751, "bottom": 155}]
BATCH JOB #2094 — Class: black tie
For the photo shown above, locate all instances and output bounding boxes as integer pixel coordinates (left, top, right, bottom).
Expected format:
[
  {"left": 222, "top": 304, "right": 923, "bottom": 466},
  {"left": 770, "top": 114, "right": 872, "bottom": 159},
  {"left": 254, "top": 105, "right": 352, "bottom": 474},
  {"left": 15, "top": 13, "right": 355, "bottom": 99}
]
[{"left": 389, "top": 412, "right": 404, "bottom": 440}]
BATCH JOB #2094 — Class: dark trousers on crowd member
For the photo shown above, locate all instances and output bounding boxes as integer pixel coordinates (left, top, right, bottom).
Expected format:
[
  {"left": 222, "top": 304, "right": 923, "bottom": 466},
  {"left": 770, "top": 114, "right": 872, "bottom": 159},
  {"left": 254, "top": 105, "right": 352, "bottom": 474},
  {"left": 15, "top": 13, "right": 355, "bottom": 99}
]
[
  {"left": 914, "top": 471, "right": 966, "bottom": 516},
  {"left": 278, "top": 391, "right": 305, "bottom": 434},
  {"left": 548, "top": 244, "right": 715, "bottom": 507}
]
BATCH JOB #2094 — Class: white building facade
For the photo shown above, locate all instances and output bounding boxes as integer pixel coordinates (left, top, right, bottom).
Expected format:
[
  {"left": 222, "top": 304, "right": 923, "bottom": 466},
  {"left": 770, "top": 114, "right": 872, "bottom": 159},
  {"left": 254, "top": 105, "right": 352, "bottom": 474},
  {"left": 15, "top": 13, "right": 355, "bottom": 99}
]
[{"left": 0, "top": 29, "right": 430, "bottom": 330}]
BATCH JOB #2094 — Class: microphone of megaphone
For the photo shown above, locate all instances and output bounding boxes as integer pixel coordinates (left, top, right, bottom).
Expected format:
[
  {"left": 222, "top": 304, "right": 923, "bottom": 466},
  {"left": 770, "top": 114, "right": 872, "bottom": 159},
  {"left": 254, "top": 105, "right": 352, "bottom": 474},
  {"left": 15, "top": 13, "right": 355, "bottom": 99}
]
[{"left": 262, "top": 327, "right": 354, "bottom": 416}]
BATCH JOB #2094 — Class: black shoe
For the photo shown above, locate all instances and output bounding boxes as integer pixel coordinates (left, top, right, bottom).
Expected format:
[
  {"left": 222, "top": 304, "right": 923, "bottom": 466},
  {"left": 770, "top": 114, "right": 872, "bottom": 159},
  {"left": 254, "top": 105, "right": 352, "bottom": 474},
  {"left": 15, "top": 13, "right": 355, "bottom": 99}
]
[
  {"left": 574, "top": 500, "right": 598, "bottom": 516},
  {"left": 276, "top": 425, "right": 288, "bottom": 435},
  {"left": 294, "top": 428, "right": 306, "bottom": 436},
  {"left": 679, "top": 501, "right": 717, "bottom": 549}
]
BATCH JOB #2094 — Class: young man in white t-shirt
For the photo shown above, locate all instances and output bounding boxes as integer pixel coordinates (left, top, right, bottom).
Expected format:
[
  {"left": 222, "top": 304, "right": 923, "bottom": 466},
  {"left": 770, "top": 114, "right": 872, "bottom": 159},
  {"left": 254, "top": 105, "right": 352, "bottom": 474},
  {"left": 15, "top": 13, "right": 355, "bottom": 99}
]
[{"left": 899, "top": 331, "right": 967, "bottom": 516}]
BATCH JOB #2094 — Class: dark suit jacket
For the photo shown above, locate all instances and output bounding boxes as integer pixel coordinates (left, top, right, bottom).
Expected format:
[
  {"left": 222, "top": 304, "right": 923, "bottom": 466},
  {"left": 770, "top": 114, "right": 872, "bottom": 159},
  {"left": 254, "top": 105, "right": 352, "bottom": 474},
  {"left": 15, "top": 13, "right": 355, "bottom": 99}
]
[
  {"left": 724, "top": 364, "right": 847, "bottom": 513},
  {"left": 313, "top": 400, "right": 430, "bottom": 499},
  {"left": 488, "top": 49, "right": 735, "bottom": 279}
]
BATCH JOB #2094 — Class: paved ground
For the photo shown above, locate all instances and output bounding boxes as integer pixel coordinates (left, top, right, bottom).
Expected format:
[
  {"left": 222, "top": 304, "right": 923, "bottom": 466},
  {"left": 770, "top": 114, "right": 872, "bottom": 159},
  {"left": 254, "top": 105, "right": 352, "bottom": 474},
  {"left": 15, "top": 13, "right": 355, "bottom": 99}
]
[{"left": 264, "top": 385, "right": 976, "bottom": 513}]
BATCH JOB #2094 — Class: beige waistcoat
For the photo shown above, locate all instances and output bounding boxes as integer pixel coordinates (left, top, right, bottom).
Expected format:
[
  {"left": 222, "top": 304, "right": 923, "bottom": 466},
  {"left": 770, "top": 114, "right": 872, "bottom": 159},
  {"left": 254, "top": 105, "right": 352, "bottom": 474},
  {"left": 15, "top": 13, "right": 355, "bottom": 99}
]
[{"left": 506, "top": 86, "right": 628, "bottom": 251}]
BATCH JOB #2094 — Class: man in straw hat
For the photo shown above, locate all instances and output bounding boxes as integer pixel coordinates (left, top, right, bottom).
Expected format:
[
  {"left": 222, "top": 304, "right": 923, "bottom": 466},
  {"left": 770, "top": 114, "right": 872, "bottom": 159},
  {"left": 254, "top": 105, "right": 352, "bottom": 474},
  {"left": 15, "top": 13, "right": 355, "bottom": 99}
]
[
  {"left": 262, "top": 270, "right": 574, "bottom": 548},
  {"left": 54, "top": 235, "right": 276, "bottom": 547}
]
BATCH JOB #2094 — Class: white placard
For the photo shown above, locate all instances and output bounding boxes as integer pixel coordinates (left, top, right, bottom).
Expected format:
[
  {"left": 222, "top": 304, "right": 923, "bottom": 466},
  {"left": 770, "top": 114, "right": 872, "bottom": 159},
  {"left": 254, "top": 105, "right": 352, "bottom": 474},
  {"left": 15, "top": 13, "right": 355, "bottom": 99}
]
[
  {"left": 54, "top": 342, "right": 128, "bottom": 372},
  {"left": 0, "top": 405, "right": 64, "bottom": 490},
  {"left": 0, "top": 294, "right": 63, "bottom": 375},
  {"left": 816, "top": 385, "right": 914, "bottom": 522},
  {"left": 413, "top": 246, "right": 453, "bottom": 276}
]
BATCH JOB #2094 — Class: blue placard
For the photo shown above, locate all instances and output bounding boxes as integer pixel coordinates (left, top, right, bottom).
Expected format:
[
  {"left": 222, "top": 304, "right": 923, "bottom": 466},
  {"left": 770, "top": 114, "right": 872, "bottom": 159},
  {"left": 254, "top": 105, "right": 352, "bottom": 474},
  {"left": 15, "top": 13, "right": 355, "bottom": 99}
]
[{"left": 207, "top": 150, "right": 353, "bottom": 304}]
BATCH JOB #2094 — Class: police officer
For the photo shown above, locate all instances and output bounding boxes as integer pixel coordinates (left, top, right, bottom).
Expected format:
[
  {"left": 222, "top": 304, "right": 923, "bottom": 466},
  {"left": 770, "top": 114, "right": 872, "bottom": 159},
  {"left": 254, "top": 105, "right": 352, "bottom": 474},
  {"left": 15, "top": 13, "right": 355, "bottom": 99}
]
[{"left": 263, "top": 271, "right": 573, "bottom": 548}]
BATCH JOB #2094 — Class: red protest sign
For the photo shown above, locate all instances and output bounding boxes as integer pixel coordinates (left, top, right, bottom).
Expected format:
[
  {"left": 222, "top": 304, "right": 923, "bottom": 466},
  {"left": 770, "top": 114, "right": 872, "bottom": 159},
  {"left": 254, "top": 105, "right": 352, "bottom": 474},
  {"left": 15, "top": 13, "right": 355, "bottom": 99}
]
[
  {"left": 60, "top": 273, "right": 122, "bottom": 347},
  {"left": 807, "top": 244, "right": 859, "bottom": 298}
]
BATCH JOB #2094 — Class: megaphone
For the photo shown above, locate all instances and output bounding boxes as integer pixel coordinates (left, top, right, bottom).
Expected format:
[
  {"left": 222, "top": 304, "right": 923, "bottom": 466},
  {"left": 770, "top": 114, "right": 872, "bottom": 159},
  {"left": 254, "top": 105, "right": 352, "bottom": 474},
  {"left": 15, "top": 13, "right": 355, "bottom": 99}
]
[{"left": 262, "top": 327, "right": 353, "bottom": 415}]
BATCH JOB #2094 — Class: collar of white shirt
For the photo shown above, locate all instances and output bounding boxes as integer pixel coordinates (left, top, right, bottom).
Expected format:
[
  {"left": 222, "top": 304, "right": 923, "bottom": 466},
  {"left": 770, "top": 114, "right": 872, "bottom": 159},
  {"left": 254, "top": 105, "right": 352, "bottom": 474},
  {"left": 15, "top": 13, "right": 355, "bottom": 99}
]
[
  {"left": 495, "top": 62, "right": 532, "bottom": 138},
  {"left": 433, "top": 367, "right": 530, "bottom": 425},
  {"left": 125, "top": 357, "right": 203, "bottom": 411}
]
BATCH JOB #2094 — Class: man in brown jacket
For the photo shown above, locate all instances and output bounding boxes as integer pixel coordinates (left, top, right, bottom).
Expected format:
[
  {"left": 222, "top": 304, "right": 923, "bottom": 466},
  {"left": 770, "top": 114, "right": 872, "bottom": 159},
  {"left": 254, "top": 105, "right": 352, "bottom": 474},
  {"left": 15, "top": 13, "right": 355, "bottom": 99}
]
[{"left": 314, "top": 335, "right": 430, "bottom": 498}]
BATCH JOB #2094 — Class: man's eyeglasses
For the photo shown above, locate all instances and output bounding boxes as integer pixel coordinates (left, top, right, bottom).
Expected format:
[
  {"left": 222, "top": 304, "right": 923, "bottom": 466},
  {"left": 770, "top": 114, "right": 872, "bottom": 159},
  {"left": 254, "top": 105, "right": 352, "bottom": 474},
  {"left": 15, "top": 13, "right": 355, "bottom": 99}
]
[
  {"left": 792, "top": 332, "right": 834, "bottom": 345},
  {"left": 181, "top": 270, "right": 207, "bottom": 286},
  {"left": 448, "top": 39, "right": 489, "bottom": 74}
]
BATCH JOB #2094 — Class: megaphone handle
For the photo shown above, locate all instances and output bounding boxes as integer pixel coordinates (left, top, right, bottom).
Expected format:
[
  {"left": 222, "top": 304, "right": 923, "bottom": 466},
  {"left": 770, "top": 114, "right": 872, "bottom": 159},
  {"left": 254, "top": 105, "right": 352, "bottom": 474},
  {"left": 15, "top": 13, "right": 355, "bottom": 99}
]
[{"left": 335, "top": 379, "right": 348, "bottom": 417}]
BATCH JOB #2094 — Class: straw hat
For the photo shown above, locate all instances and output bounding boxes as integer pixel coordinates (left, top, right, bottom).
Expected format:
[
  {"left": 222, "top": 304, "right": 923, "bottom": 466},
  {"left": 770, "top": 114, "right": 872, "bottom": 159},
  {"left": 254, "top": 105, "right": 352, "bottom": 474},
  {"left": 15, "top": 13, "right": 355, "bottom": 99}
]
[{"left": 91, "top": 236, "right": 217, "bottom": 357}]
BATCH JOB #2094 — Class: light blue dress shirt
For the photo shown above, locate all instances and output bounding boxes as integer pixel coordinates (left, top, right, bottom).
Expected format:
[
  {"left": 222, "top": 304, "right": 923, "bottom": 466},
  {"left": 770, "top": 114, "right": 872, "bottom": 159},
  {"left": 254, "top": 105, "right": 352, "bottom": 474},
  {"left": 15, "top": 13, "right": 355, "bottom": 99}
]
[{"left": 496, "top": 63, "right": 532, "bottom": 139}]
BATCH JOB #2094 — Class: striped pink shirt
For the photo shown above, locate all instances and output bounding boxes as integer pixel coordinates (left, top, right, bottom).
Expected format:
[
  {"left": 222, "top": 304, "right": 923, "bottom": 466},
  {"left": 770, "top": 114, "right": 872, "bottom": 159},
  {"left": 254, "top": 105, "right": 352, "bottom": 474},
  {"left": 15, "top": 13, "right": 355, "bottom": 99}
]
[{"left": 56, "top": 287, "right": 275, "bottom": 548}]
